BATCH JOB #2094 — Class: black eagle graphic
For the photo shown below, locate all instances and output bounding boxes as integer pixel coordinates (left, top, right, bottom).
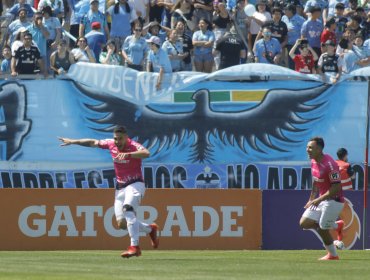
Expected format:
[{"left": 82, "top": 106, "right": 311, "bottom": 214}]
[
  {"left": 0, "top": 82, "right": 32, "bottom": 160},
  {"left": 76, "top": 83, "right": 329, "bottom": 163}
]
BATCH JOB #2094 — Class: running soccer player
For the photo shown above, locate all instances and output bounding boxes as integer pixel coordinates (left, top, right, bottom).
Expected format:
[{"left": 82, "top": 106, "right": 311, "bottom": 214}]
[
  {"left": 300, "top": 136, "right": 345, "bottom": 260},
  {"left": 59, "top": 125, "right": 159, "bottom": 258}
]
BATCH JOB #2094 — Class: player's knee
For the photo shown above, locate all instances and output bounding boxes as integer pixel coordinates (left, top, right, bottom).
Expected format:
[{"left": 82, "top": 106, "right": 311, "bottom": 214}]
[
  {"left": 117, "top": 219, "right": 127, "bottom": 230},
  {"left": 300, "top": 218, "right": 314, "bottom": 229}
]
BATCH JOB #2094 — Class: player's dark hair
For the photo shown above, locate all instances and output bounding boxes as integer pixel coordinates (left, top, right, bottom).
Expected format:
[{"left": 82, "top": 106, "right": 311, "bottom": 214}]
[
  {"left": 114, "top": 126, "right": 128, "bottom": 134},
  {"left": 337, "top": 148, "right": 348, "bottom": 160},
  {"left": 310, "top": 136, "right": 325, "bottom": 149}
]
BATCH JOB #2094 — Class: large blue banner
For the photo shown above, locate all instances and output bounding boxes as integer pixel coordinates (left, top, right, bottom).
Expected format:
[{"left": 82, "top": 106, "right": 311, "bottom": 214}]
[{"left": 1, "top": 64, "right": 369, "bottom": 188}]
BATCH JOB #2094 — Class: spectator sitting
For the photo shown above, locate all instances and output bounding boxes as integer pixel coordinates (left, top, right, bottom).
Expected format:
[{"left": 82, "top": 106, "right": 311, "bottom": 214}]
[
  {"left": 122, "top": 23, "right": 148, "bottom": 71},
  {"left": 318, "top": 40, "right": 343, "bottom": 83},
  {"left": 162, "top": 29, "right": 185, "bottom": 72},
  {"left": 50, "top": 39, "right": 75, "bottom": 75},
  {"left": 11, "top": 33, "right": 46, "bottom": 76},
  {"left": 85, "top": 22, "right": 106, "bottom": 62},
  {"left": 253, "top": 26, "right": 282, "bottom": 64},
  {"left": 214, "top": 25, "right": 247, "bottom": 70},
  {"left": 146, "top": 36, "right": 172, "bottom": 90},
  {"left": 289, "top": 38, "right": 319, "bottom": 73},
  {"left": 71, "top": 36, "right": 96, "bottom": 63},
  {"left": 99, "top": 40, "right": 122, "bottom": 65},
  {"left": 1, "top": 45, "right": 12, "bottom": 74},
  {"left": 6, "top": 0, "right": 34, "bottom": 20},
  {"left": 6, "top": 7, "right": 32, "bottom": 45}
]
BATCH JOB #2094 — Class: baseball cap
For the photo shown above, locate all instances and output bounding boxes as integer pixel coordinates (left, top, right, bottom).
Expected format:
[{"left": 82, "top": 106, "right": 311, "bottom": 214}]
[
  {"left": 91, "top": 21, "right": 101, "bottom": 29},
  {"left": 146, "top": 36, "right": 161, "bottom": 46},
  {"left": 90, "top": 0, "right": 99, "bottom": 4},
  {"left": 325, "top": 40, "right": 336, "bottom": 47}
]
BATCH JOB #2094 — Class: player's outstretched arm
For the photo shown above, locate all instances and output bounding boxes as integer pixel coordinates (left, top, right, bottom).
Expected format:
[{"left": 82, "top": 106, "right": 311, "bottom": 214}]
[{"left": 58, "top": 137, "right": 99, "bottom": 147}]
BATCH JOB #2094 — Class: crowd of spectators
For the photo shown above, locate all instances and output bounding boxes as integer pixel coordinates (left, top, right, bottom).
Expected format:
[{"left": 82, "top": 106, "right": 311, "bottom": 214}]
[{"left": 0, "top": 0, "right": 369, "bottom": 85}]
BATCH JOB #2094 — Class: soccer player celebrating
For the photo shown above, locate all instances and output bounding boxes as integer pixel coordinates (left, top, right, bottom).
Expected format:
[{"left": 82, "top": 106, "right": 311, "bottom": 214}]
[
  {"left": 59, "top": 125, "right": 159, "bottom": 258},
  {"left": 300, "top": 136, "right": 345, "bottom": 260}
]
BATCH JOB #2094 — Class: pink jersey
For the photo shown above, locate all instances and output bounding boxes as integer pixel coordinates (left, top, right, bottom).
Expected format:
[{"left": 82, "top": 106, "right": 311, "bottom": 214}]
[
  {"left": 98, "top": 138, "right": 145, "bottom": 187},
  {"left": 311, "top": 154, "right": 344, "bottom": 203}
]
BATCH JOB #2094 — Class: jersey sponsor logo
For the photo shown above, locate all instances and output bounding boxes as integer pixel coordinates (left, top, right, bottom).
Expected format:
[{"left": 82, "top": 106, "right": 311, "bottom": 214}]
[{"left": 329, "top": 170, "right": 340, "bottom": 182}]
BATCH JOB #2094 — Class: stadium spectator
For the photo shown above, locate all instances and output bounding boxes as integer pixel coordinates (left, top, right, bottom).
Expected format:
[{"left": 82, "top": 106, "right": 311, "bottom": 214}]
[
  {"left": 85, "top": 21, "right": 106, "bottom": 61},
  {"left": 58, "top": 126, "right": 159, "bottom": 259},
  {"left": 38, "top": 0, "right": 65, "bottom": 19},
  {"left": 192, "top": 0, "right": 213, "bottom": 25},
  {"left": 174, "top": 19, "right": 193, "bottom": 71},
  {"left": 106, "top": 0, "right": 138, "bottom": 50},
  {"left": 71, "top": 36, "right": 96, "bottom": 62},
  {"left": 253, "top": 25, "right": 282, "bottom": 64},
  {"left": 334, "top": 3, "right": 348, "bottom": 42},
  {"left": 50, "top": 39, "right": 75, "bottom": 75},
  {"left": 282, "top": 4, "right": 305, "bottom": 69},
  {"left": 214, "top": 25, "right": 247, "bottom": 70},
  {"left": 128, "top": 0, "right": 150, "bottom": 24},
  {"left": 146, "top": 35, "right": 172, "bottom": 90},
  {"left": 162, "top": 29, "right": 185, "bottom": 72},
  {"left": 79, "top": 0, "right": 109, "bottom": 40},
  {"left": 6, "top": 7, "right": 31, "bottom": 45},
  {"left": 143, "top": 21, "right": 166, "bottom": 43},
  {"left": 11, "top": 33, "right": 46, "bottom": 76},
  {"left": 301, "top": 6, "right": 324, "bottom": 57},
  {"left": 339, "top": 37, "right": 370, "bottom": 73},
  {"left": 289, "top": 38, "right": 318, "bottom": 73},
  {"left": 27, "top": 12, "right": 50, "bottom": 72},
  {"left": 99, "top": 40, "right": 122, "bottom": 65},
  {"left": 171, "top": 0, "right": 195, "bottom": 32},
  {"left": 122, "top": 23, "right": 148, "bottom": 70},
  {"left": 1, "top": 45, "right": 12, "bottom": 74},
  {"left": 303, "top": 0, "right": 328, "bottom": 22},
  {"left": 347, "top": 15, "right": 366, "bottom": 39},
  {"left": 160, "top": 0, "right": 176, "bottom": 28},
  {"left": 42, "top": 5, "right": 62, "bottom": 49},
  {"left": 233, "top": 0, "right": 250, "bottom": 47},
  {"left": 327, "top": 0, "right": 349, "bottom": 19},
  {"left": 192, "top": 18, "right": 215, "bottom": 72},
  {"left": 212, "top": 1, "right": 229, "bottom": 69},
  {"left": 249, "top": 0, "right": 271, "bottom": 55},
  {"left": 321, "top": 17, "right": 337, "bottom": 45},
  {"left": 149, "top": 0, "right": 164, "bottom": 22},
  {"left": 6, "top": 0, "right": 34, "bottom": 20},
  {"left": 318, "top": 40, "right": 343, "bottom": 83}
]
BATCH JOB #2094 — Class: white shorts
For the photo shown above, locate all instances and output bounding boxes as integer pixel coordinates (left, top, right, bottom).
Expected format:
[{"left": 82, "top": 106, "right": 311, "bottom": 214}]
[
  {"left": 114, "top": 181, "right": 146, "bottom": 221},
  {"left": 302, "top": 200, "right": 344, "bottom": 230}
]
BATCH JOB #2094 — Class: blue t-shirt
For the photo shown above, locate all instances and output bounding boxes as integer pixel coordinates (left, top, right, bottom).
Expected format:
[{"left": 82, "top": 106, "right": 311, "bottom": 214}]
[
  {"left": 254, "top": 38, "right": 282, "bottom": 64},
  {"left": 27, "top": 24, "right": 48, "bottom": 57},
  {"left": 301, "top": 19, "right": 323, "bottom": 48},
  {"left": 148, "top": 48, "right": 172, "bottom": 73},
  {"left": 81, "top": 10, "right": 107, "bottom": 37},
  {"left": 122, "top": 35, "right": 148, "bottom": 65},
  {"left": 1, "top": 58, "right": 11, "bottom": 74},
  {"left": 6, "top": 3, "right": 34, "bottom": 19},
  {"left": 107, "top": 4, "right": 137, "bottom": 38},
  {"left": 85, "top": 30, "right": 106, "bottom": 62},
  {"left": 282, "top": 13, "right": 306, "bottom": 46},
  {"left": 192, "top": 30, "right": 215, "bottom": 55},
  {"left": 161, "top": 40, "right": 183, "bottom": 71},
  {"left": 328, "top": 0, "right": 349, "bottom": 18}
]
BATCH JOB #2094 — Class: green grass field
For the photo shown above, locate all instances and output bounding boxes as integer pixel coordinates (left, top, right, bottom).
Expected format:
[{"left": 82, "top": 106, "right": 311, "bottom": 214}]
[{"left": 0, "top": 250, "right": 369, "bottom": 280}]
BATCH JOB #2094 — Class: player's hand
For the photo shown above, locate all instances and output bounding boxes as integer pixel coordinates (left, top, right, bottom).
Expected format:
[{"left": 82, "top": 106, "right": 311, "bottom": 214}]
[
  {"left": 304, "top": 198, "right": 321, "bottom": 209},
  {"left": 58, "top": 137, "right": 73, "bottom": 146}
]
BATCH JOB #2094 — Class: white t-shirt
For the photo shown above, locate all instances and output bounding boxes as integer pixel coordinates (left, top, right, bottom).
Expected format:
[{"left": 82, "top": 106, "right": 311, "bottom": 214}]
[
  {"left": 128, "top": 0, "right": 149, "bottom": 19},
  {"left": 250, "top": 11, "right": 271, "bottom": 35}
]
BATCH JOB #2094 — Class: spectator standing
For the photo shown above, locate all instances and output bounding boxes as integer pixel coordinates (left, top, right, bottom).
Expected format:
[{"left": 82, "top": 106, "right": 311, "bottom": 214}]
[
  {"left": 146, "top": 35, "right": 172, "bottom": 89},
  {"left": 334, "top": 3, "right": 348, "bottom": 42},
  {"left": 253, "top": 25, "right": 282, "bottom": 64},
  {"left": 318, "top": 40, "right": 343, "bottom": 83},
  {"left": 339, "top": 37, "right": 370, "bottom": 73},
  {"left": 193, "top": 0, "right": 213, "bottom": 25},
  {"left": 6, "top": 8, "right": 31, "bottom": 45},
  {"left": 289, "top": 38, "right": 318, "bottom": 73},
  {"left": 192, "top": 17, "right": 215, "bottom": 72},
  {"left": 42, "top": 6, "right": 62, "bottom": 49},
  {"left": 99, "top": 40, "right": 123, "bottom": 65},
  {"left": 175, "top": 19, "right": 193, "bottom": 70},
  {"left": 249, "top": 0, "right": 271, "bottom": 56},
  {"left": 327, "top": 0, "right": 349, "bottom": 19},
  {"left": 6, "top": 0, "right": 34, "bottom": 20},
  {"left": 1, "top": 45, "right": 12, "bottom": 74},
  {"left": 149, "top": 0, "right": 164, "bottom": 22},
  {"left": 162, "top": 29, "right": 185, "bottom": 71},
  {"left": 11, "top": 33, "right": 46, "bottom": 76},
  {"left": 303, "top": 0, "right": 328, "bottom": 22},
  {"left": 214, "top": 25, "right": 246, "bottom": 69},
  {"left": 80, "top": 0, "right": 110, "bottom": 40},
  {"left": 301, "top": 6, "right": 324, "bottom": 57},
  {"left": 71, "top": 36, "right": 97, "bottom": 62},
  {"left": 50, "top": 39, "right": 75, "bottom": 75},
  {"left": 212, "top": 1, "right": 229, "bottom": 69},
  {"left": 106, "top": 0, "right": 138, "bottom": 49},
  {"left": 266, "top": 7, "right": 287, "bottom": 65},
  {"left": 128, "top": 0, "right": 150, "bottom": 24},
  {"left": 27, "top": 12, "right": 50, "bottom": 71},
  {"left": 234, "top": 0, "right": 250, "bottom": 46},
  {"left": 122, "top": 24, "right": 148, "bottom": 70},
  {"left": 282, "top": 4, "right": 305, "bottom": 69},
  {"left": 321, "top": 17, "right": 337, "bottom": 45},
  {"left": 171, "top": 0, "right": 195, "bottom": 33},
  {"left": 85, "top": 21, "right": 106, "bottom": 61}
]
